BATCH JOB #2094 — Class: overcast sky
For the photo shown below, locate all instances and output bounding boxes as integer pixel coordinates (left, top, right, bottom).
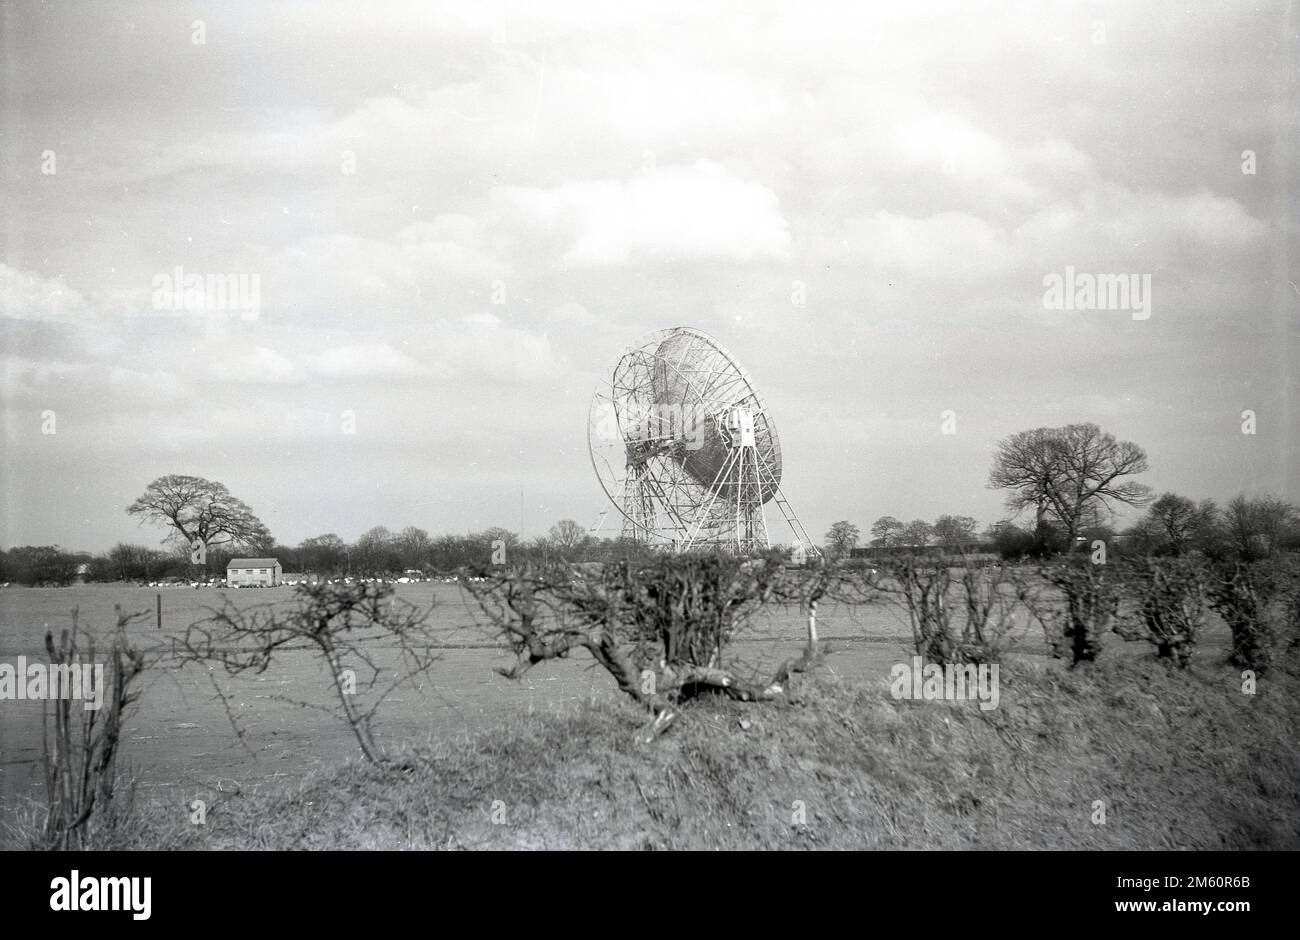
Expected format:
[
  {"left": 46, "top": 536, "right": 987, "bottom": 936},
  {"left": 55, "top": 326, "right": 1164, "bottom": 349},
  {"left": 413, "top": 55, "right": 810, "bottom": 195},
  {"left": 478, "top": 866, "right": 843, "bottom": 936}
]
[{"left": 2, "top": 0, "right": 1295, "bottom": 553}]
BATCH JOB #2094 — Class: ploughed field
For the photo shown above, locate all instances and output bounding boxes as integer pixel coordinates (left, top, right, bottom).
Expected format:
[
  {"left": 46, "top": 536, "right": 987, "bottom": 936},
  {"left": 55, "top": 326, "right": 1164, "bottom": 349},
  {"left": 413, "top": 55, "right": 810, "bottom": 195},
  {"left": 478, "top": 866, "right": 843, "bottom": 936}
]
[{"left": 0, "top": 580, "right": 1233, "bottom": 837}]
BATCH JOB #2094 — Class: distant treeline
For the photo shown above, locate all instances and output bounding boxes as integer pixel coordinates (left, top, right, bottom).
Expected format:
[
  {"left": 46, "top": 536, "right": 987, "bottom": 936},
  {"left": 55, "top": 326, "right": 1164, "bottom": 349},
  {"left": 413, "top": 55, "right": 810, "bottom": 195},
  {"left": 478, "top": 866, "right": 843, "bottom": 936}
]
[
  {"left": 0, "top": 525, "right": 664, "bottom": 587},
  {"left": 5, "top": 492, "right": 1298, "bottom": 588},
  {"left": 841, "top": 494, "right": 1300, "bottom": 563}
]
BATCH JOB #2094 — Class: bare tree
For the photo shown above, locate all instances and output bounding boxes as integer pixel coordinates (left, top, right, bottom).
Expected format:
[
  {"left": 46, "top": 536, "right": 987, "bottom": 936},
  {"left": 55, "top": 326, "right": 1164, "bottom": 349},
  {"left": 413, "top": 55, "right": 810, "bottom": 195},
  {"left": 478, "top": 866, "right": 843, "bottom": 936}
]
[
  {"left": 1134, "top": 493, "right": 1218, "bottom": 555},
  {"left": 1224, "top": 494, "right": 1296, "bottom": 559},
  {"left": 989, "top": 423, "right": 1150, "bottom": 545},
  {"left": 1117, "top": 556, "right": 1207, "bottom": 666},
  {"left": 933, "top": 514, "right": 979, "bottom": 549},
  {"left": 481, "top": 527, "right": 520, "bottom": 563},
  {"left": 1206, "top": 560, "right": 1281, "bottom": 672},
  {"left": 824, "top": 520, "right": 860, "bottom": 560},
  {"left": 394, "top": 526, "right": 431, "bottom": 570},
  {"left": 128, "top": 475, "right": 272, "bottom": 561},
  {"left": 459, "top": 553, "right": 824, "bottom": 741},
  {"left": 298, "top": 533, "right": 347, "bottom": 575},
  {"left": 171, "top": 582, "right": 439, "bottom": 766},
  {"left": 870, "top": 515, "right": 904, "bottom": 547},
  {"left": 881, "top": 556, "right": 953, "bottom": 662},
  {"left": 1035, "top": 560, "right": 1121, "bottom": 663},
  {"left": 547, "top": 519, "right": 588, "bottom": 554},
  {"left": 106, "top": 543, "right": 164, "bottom": 581},
  {"left": 900, "top": 519, "right": 934, "bottom": 548},
  {"left": 869, "top": 554, "right": 1028, "bottom": 665},
  {"left": 354, "top": 526, "right": 397, "bottom": 574}
]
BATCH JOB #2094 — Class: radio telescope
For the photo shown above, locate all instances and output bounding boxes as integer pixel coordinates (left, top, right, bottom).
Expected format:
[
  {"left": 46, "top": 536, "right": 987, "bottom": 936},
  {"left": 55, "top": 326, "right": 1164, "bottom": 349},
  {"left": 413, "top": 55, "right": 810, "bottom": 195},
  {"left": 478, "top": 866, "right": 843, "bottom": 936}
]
[{"left": 588, "top": 327, "right": 820, "bottom": 556}]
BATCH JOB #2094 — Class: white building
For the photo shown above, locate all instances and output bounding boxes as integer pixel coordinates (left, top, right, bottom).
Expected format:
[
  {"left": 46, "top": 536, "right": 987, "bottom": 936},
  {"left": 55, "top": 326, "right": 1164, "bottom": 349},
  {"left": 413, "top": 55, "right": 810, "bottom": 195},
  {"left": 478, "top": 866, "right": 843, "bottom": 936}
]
[{"left": 226, "top": 558, "right": 282, "bottom": 587}]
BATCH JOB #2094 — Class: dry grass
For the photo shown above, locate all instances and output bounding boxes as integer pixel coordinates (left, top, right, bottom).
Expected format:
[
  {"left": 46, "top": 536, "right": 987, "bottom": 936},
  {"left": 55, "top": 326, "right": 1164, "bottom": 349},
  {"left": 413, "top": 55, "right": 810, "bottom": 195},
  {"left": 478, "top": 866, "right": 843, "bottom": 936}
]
[{"left": 24, "top": 646, "right": 1297, "bottom": 851}]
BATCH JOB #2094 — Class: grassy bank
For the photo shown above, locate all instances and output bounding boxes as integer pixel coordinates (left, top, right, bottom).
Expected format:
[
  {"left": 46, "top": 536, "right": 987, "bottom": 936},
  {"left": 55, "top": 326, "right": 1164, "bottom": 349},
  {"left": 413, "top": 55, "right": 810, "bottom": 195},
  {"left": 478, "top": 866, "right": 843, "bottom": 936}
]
[{"left": 12, "top": 650, "right": 1300, "bottom": 850}]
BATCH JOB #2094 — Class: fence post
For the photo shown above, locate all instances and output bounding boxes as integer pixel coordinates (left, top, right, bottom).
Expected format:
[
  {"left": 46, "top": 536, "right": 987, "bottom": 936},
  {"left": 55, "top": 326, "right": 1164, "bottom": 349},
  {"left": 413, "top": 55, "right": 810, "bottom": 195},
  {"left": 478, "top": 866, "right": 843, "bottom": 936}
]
[
  {"left": 807, "top": 598, "right": 818, "bottom": 652},
  {"left": 156, "top": 592, "right": 162, "bottom": 630}
]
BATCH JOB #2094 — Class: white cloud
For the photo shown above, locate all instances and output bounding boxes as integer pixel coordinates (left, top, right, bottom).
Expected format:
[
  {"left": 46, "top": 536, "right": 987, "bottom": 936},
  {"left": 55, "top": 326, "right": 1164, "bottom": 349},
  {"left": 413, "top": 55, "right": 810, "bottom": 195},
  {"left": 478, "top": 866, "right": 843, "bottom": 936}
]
[
  {"left": 1016, "top": 186, "right": 1267, "bottom": 269},
  {"left": 108, "top": 367, "right": 190, "bottom": 402},
  {"left": 311, "top": 343, "right": 424, "bottom": 379},
  {"left": 498, "top": 161, "right": 791, "bottom": 266},
  {"left": 427, "top": 313, "right": 558, "bottom": 382},
  {"left": 0, "top": 265, "right": 87, "bottom": 321},
  {"left": 820, "top": 183, "right": 1266, "bottom": 291},
  {"left": 1, "top": 356, "right": 90, "bottom": 397},
  {"left": 846, "top": 210, "right": 1010, "bottom": 279},
  {"left": 208, "top": 346, "right": 302, "bottom": 384},
  {"left": 1146, "top": 190, "right": 1267, "bottom": 248},
  {"left": 262, "top": 215, "right": 507, "bottom": 322},
  {"left": 567, "top": 61, "right": 787, "bottom": 143},
  {"left": 192, "top": 321, "right": 554, "bottom": 390},
  {"left": 895, "top": 114, "right": 1010, "bottom": 180}
]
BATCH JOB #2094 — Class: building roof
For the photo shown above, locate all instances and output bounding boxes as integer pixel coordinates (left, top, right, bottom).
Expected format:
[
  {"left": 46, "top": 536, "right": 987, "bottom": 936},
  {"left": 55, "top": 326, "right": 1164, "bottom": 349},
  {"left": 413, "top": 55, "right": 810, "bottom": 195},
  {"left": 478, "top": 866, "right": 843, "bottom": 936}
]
[{"left": 227, "top": 558, "right": 279, "bottom": 568}]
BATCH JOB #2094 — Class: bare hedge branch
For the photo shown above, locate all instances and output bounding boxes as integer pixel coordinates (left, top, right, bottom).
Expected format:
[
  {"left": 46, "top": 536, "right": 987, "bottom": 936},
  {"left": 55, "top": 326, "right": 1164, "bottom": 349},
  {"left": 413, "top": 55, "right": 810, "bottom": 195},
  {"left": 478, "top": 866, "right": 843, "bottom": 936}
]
[
  {"left": 169, "top": 581, "right": 439, "bottom": 766},
  {"left": 39, "top": 606, "right": 148, "bottom": 850},
  {"left": 458, "top": 552, "right": 830, "bottom": 740},
  {"left": 1116, "top": 556, "right": 1207, "bottom": 667}
]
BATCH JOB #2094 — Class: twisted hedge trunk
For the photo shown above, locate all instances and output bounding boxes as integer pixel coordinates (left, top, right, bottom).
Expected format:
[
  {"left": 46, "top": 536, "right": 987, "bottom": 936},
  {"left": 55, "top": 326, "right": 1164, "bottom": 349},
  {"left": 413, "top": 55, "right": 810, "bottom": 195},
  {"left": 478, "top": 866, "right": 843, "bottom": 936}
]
[
  {"left": 1042, "top": 561, "right": 1119, "bottom": 665},
  {"left": 462, "top": 553, "right": 825, "bottom": 741},
  {"left": 1208, "top": 563, "right": 1275, "bottom": 674}
]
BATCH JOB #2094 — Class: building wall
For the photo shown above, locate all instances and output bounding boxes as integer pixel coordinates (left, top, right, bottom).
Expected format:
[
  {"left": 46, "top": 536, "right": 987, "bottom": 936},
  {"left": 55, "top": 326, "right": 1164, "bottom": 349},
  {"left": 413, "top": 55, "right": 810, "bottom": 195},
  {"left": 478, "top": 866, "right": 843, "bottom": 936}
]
[{"left": 227, "top": 565, "right": 280, "bottom": 586}]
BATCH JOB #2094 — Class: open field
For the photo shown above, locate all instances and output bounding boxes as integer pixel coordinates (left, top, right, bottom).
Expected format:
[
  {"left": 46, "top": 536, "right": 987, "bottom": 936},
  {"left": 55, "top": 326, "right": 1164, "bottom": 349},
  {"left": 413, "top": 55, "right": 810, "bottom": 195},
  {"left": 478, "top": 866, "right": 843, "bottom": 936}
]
[
  {"left": 2, "top": 579, "right": 1275, "bottom": 849},
  {"left": 0, "top": 581, "right": 920, "bottom": 832},
  {"left": 12, "top": 650, "right": 1298, "bottom": 851}
]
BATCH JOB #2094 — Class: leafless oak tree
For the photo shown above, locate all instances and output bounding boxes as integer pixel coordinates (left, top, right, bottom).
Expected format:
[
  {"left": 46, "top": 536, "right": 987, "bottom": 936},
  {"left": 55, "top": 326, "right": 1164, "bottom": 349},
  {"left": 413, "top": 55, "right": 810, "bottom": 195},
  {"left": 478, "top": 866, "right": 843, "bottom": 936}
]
[
  {"left": 1224, "top": 494, "right": 1296, "bottom": 559},
  {"left": 824, "top": 520, "right": 860, "bottom": 560},
  {"left": 547, "top": 519, "right": 588, "bottom": 553},
  {"left": 933, "top": 514, "right": 979, "bottom": 549},
  {"left": 1134, "top": 493, "right": 1218, "bottom": 555},
  {"left": 127, "top": 474, "right": 272, "bottom": 554},
  {"left": 870, "top": 515, "right": 904, "bottom": 547},
  {"left": 988, "top": 423, "right": 1150, "bottom": 544}
]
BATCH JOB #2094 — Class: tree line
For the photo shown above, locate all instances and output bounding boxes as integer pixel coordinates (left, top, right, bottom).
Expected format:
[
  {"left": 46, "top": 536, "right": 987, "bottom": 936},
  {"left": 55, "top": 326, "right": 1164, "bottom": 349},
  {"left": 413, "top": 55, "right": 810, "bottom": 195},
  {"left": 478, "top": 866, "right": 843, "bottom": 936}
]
[
  {"left": 0, "top": 474, "right": 654, "bottom": 585},
  {"left": 0, "top": 527, "right": 657, "bottom": 586},
  {"left": 823, "top": 422, "right": 1298, "bottom": 562}
]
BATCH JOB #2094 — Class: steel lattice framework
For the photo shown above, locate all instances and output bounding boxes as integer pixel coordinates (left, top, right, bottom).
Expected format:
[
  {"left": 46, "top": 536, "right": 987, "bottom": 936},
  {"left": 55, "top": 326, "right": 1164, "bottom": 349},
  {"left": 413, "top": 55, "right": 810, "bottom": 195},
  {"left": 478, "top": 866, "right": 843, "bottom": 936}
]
[{"left": 588, "top": 327, "right": 820, "bottom": 556}]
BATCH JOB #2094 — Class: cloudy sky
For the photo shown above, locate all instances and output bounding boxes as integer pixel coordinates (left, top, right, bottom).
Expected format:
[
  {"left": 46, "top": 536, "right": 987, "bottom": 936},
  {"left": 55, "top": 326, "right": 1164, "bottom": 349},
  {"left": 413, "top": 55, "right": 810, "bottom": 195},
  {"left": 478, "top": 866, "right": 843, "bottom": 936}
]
[{"left": 1, "top": 0, "right": 1295, "bottom": 553}]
